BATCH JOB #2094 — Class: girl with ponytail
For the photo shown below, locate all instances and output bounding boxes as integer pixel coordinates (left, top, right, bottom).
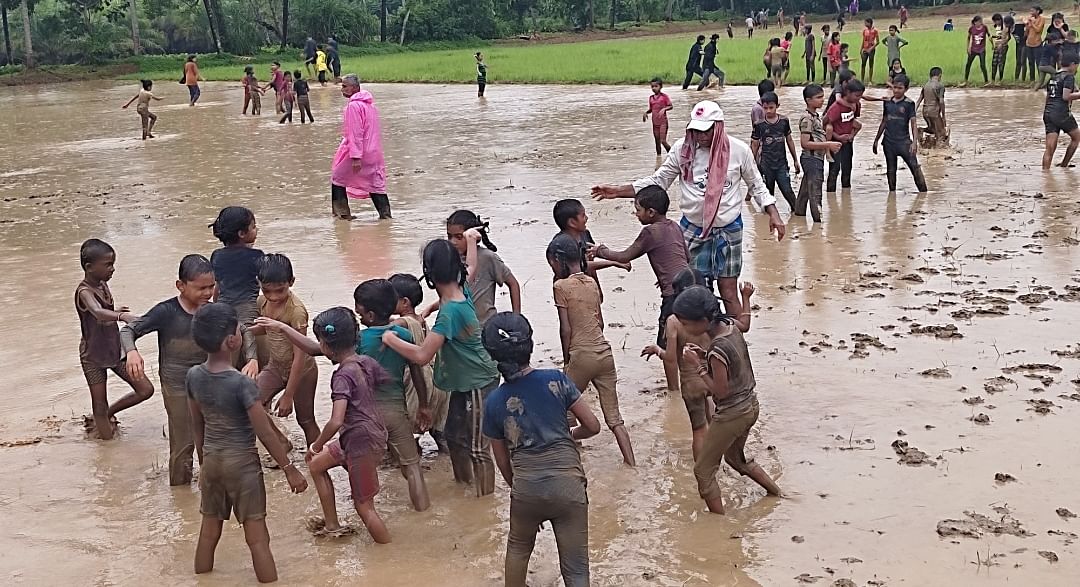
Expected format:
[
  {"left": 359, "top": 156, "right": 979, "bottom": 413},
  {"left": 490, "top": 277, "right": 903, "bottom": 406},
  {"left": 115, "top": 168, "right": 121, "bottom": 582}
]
[
  {"left": 382, "top": 239, "right": 502, "bottom": 497},
  {"left": 672, "top": 284, "right": 781, "bottom": 514},
  {"left": 479, "top": 311, "right": 600, "bottom": 585},
  {"left": 443, "top": 209, "right": 521, "bottom": 325}
]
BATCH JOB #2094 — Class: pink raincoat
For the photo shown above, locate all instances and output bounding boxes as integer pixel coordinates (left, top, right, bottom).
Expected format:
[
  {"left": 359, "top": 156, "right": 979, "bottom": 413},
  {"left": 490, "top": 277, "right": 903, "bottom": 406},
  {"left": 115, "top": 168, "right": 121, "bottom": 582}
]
[{"left": 331, "top": 89, "right": 387, "bottom": 199}]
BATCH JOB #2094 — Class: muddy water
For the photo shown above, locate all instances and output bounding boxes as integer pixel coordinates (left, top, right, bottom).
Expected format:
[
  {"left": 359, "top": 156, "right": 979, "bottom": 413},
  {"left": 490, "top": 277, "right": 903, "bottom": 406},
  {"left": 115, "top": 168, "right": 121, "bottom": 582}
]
[{"left": 1, "top": 81, "right": 1078, "bottom": 586}]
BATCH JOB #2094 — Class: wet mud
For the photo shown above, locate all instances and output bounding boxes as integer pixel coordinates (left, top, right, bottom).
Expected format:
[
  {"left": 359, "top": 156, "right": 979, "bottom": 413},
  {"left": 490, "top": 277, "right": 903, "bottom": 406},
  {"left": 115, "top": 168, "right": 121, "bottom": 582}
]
[{"left": 1, "top": 82, "right": 1079, "bottom": 585}]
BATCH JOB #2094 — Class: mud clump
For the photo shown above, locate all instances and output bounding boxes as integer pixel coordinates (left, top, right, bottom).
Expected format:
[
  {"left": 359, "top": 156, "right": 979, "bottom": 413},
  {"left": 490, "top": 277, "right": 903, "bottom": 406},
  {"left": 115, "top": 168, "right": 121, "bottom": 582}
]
[
  {"left": 1018, "top": 293, "right": 1049, "bottom": 304},
  {"left": 1038, "top": 550, "right": 1059, "bottom": 563},
  {"left": 963, "top": 396, "right": 985, "bottom": 405},
  {"left": 849, "top": 332, "right": 896, "bottom": 359},
  {"left": 936, "top": 511, "right": 1034, "bottom": 539},
  {"left": 1056, "top": 508, "right": 1077, "bottom": 519},
  {"left": 909, "top": 324, "right": 963, "bottom": 339},
  {"left": 994, "top": 472, "right": 1017, "bottom": 483},
  {"left": 983, "top": 376, "right": 1016, "bottom": 394},
  {"left": 1027, "top": 398, "right": 1057, "bottom": 414},
  {"left": 1002, "top": 363, "right": 1063, "bottom": 374},
  {"left": 898, "top": 273, "right": 925, "bottom": 283},
  {"left": 832, "top": 580, "right": 857, "bottom": 587},
  {"left": 892, "top": 439, "right": 936, "bottom": 467},
  {"left": 920, "top": 367, "right": 952, "bottom": 379},
  {"left": 1051, "top": 344, "right": 1080, "bottom": 359},
  {"left": 971, "top": 413, "right": 991, "bottom": 425}
]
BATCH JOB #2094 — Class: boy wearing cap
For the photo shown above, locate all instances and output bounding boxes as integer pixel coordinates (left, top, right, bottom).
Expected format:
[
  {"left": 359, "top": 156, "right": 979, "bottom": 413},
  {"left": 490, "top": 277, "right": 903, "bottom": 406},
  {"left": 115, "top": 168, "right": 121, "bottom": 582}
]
[
  {"left": 697, "top": 34, "right": 725, "bottom": 91},
  {"left": 592, "top": 101, "right": 785, "bottom": 319}
]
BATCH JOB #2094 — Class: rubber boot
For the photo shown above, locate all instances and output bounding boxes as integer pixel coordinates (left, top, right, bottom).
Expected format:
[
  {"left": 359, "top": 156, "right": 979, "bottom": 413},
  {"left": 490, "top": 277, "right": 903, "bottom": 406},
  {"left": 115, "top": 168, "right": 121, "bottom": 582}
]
[
  {"left": 331, "top": 192, "right": 354, "bottom": 220},
  {"left": 372, "top": 193, "right": 392, "bottom": 219}
]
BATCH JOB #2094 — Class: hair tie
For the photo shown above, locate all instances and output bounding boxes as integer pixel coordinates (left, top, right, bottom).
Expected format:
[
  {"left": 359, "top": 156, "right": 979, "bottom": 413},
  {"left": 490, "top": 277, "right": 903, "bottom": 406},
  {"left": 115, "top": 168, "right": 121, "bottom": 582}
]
[{"left": 324, "top": 324, "right": 336, "bottom": 334}]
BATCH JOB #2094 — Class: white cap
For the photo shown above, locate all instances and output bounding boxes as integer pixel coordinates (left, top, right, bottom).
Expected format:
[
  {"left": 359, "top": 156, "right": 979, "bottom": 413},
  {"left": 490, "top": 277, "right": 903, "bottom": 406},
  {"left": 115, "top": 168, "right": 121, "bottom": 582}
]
[{"left": 687, "top": 101, "right": 724, "bottom": 131}]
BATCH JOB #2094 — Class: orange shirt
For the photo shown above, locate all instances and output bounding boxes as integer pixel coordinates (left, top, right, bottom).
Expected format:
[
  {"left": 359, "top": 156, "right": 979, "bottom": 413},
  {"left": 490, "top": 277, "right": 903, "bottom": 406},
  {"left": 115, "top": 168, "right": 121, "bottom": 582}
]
[
  {"left": 862, "top": 27, "right": 879, "bottom": 52},
  {"left": 1026, "top": 15, "right": 1046, "bottom": 47},
  {"left": 184, "top": 62, "right": 200, "bottom": 86}
]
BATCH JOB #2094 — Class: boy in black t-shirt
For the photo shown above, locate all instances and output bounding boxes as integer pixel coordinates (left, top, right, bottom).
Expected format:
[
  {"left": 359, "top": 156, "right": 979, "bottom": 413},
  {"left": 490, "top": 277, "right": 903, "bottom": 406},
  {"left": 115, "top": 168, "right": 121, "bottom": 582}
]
[
  {"left": 750, "top": 91, "right": 801, "bottom": 211},
  {"left": 872, "top": 74, "right": 928, "bottom": 193},
  {"left": 1042, "top": 55, "right": 1080, "bottom": 169}
]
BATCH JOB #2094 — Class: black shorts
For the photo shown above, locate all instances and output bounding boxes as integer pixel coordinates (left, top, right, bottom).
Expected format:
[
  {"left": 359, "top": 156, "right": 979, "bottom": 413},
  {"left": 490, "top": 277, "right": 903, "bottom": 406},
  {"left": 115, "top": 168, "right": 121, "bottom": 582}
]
[
  {"left": 318, "top": 71, "right": 327, "bottom": 83},
  {"left": 1044, "top": 114, "right": 1078, "bottom": 135},
  {"left": 657, "top": 294, "right": 676, "bottom": 347}
]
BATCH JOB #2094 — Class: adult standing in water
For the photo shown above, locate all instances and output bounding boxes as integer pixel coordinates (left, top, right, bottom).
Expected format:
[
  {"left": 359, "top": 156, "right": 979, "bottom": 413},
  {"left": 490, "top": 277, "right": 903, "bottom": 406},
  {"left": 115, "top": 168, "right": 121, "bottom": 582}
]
[
  {"left": 327, "top": 35, "right": 341, "bottom": 81},
  {"left": 682, "top": 35, "right": 705, "bottom": 90},
  {"left": 331, "top": 74, "right": 391, "bottom": 221},
  {"left": 592, "top": 101, "right": 784, "bottom": 318},
  {"left": 304, "top": 35, "right": 317, "bottom": 77},
  {"left": 183, "top": 54, "right": 202, "bottom": 107}
]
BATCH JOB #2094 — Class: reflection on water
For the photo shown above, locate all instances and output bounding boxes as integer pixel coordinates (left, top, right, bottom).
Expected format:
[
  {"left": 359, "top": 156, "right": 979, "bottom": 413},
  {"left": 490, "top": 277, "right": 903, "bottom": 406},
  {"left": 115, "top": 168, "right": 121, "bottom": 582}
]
[{"left": 1, "top": 81, "right": 1079, "bottom": 585}]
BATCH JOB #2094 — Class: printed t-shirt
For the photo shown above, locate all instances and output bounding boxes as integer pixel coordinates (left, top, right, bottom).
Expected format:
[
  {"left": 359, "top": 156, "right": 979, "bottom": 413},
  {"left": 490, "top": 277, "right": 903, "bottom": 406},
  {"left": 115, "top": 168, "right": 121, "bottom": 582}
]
[{"left": 751, "top": 116, "right": 792, "bottom": 170}]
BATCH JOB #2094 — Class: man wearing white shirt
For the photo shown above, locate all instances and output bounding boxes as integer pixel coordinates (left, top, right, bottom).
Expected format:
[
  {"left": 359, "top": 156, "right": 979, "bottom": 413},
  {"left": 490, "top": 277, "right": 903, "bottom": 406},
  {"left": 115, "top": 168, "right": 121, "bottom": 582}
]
[{"left": 592, "top": 100, "right": 784, "bottom": 317}]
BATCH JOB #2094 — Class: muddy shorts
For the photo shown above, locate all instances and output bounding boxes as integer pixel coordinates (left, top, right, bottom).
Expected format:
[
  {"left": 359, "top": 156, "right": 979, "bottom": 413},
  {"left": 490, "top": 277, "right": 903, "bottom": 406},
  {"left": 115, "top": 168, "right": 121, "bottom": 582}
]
[
  {"left": 199, "top": 451, "right": 266, "bottom": 523},
  {"left": 326, "top": 440, "right": 382, "bottom": 504},
  {"left": 656, "top": 294, "right": 676, "bottom": 348},
  {"left": 680, "top": 215, "right": 744, "bottom": 281},
  {"left": 377, "top": 400, "right": 421, "bottom": 467},
  {"left": 1044, "top": 113, "right": 1078, "bottom": 135},
  {"left": 250, "top": 91, "right": 262, "bottom": 109},
  {"left": 681, "top": 385, "right": 709, "bottom": 431},
  {"left": 565, "top": 348, "right": 622, "bottom": 428},
  {"left": 445, "top": 379, "right": 499, "bottom": 464},
  {"left": 652, "top": 120, "right": 669, "bottom": 141},
  {"left": 81, "top": 359, "right": 136, "bottom": 387},
  {"left": 693, "top": 397, "right": 759, "bottom": 501}
]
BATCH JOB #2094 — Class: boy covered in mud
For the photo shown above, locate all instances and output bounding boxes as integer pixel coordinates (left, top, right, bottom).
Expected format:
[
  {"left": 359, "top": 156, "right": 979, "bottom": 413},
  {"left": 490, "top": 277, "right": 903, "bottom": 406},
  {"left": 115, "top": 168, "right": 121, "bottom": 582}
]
[
  {"left": 1041, "top": 54, "right": 1080, "bottom": 169},
  {"left": 872, "top": 74, "right": 929, "bottom": 193},
  {"left": 75, "top": 239, "right": 155, "bottom": 439},
  {"left": 552, "top": 198, "right": 631, "bottom": 289},
  {"left": 590, "top": 186, "right": 690, "bottom": 348},
  {"left": 915, "top": 67, "right": 948, "bottom": 147},
  {"left": 390, "top": 273, "right": 449, "bottom": 452},
  {"left": 187, "top": 303, "right": 306, "bottom": 583},
  {"left": 796, "top": 84, "right": 842, "bottom": 223},
  {"left": 750, "top": 91, "right": 801, "bottom": 212}
]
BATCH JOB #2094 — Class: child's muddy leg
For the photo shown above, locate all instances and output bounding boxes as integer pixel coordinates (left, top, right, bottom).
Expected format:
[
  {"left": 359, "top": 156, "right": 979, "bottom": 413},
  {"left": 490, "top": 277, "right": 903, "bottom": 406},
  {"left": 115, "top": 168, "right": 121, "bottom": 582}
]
[
  {"left": 402, "top": 463, "right": 431, "bottom": 512},
  {"left": 163, "top": 391, "right": 194, "bottom": 485},
  {"left": 195, "top": 516, "right": 223, "bottom": 575},
  {"left": 108, "top": 366, "right": 155, "bottom": 419},
  {"left": 293, "top": 369, "right": 320, "bottom": 446},
  {"left": 242, "top": 518, "right": 278, "bottom": 583},
  {"left": 505, "top": 497, "right": 543, "bottom": 586},
  {"left": 88, "top": 380, "right": 115, "bottom": 440},
  {"left": 355, "top": 499, "right": 391, "bottom": 544},
  {"left": 308, "top": 451, "right": 342, "bottom": 531},
  {"left": 551, "top": 500, "right": 590, "bottom": 587}
]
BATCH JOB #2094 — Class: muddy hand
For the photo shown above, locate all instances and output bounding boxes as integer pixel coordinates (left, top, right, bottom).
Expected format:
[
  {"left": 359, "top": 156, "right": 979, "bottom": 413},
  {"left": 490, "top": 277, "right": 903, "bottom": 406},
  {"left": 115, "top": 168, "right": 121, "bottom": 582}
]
[
  {"left": 126, "top": 351, "right": 145, "bottom": 381},
  {"left": 285, "top": 466, "right": 308, "bottom": 493},
  {"left": 464, "top": 227, "right": 483, "bottom": 242},
  {"left": 415, "top": 407, "right": 433, "bottom": 433},
  {"left": 740, "top": 282, "right": 756, "bottom": 298},
  {"left": 641, "top": 345, "right": 661, "bottom": 360},
  {"left": 241, "top": 360, "right": 259, "bottom": 380},
  {"left": 275, "top": 395, "right": 294, "bottom": 418},
  {"left": 682, "top": 344, "right": 704, "bottom": 367},
  {"left": 254, "top": 316, "right": 284, "bottom": 331}
]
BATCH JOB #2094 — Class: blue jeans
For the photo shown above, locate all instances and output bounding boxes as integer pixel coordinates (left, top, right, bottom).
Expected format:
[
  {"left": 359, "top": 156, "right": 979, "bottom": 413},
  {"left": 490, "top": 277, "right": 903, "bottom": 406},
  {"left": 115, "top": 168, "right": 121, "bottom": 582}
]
[{"left": 187, "top": 84, "right": 201, "bottom": 104}]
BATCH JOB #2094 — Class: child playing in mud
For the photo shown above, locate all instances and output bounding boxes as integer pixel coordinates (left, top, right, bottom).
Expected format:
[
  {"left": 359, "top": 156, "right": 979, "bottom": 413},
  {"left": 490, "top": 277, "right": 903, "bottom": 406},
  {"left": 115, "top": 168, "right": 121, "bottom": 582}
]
[
  {"left": 475, "top": 52, "right": 488, "bottom": 97},
  {"left": 915, "top": 67, "right": 947, "bottom": 146},
  {"left": 122, "top": 255, "right": 259, "bottom": 486},
  {"left": 244, "top": 67, "right": 263, "bottom": 116},
  {"left": 824, "top": 78, "right": 864, "bottom": 193},
  {"left": 246, "top": 254, "right": 319, "bottom": 450},
  {"left": 1041, "top": 54, "right": 1080, "bottom": 169},
  {"left": 293, "top": 70, "right": 314, "bottom": 124},
  {"left": 240, "top": 66, "right": 254, "bottom": 115},
  {"left": 75, "top": 239, "right": 155, "bottom": 439},
  {"left": 481, "top": 312, "right": 600, "bottom": 587},
  {"left": 209, "top": 207, "right": 264, "bottom": 337},
  {"left": 750, "top": 91, "right": 800, "bottom": 212},
  {"left": 259, "top": 280, "right": 433, "bottom": 512},
  {"left": 382, "top": 239, "right": 502, "bottom": 497},
  {"left": 552, "top": 198, "right": 631, "bottom": 287},
  {"left": 872, "top": 75, "right": 929, "bottom": 193},
  {"left": 642, "top": 269, "right": 754, "bottom": 460},
  {"left": 121, "top": 80, "right": 162, "bottom": 140},
  {"left": 796, "top": 84, "right": 842, "bottom": 223},
  {"left": 316, "top": 45, "right": 330, "bottom": 87},
  {"left": 278, "top": 71, "right": 295, "bottom": 124},
  {"left": 643, "top": 77, "right": 673, "bottom": 155},
  {"left": 673, "top": 285, "right": 781, "bottom": 514},
  {"left": 390, "top": 272, "right": 449, "bottom": 452},
  {"left": 186, "top": 303, "right": 307, "bottom": 583},
  {"left": 548, "top": 234, "right": 635, "bottom": 466},
  {"left": 295, "top": 307, "right": 393, "bottom": 542},
  {"left": 439, "top": 210, "right": 521, "bottom": 326},
  {"left": 591, "top": 186, "right": 690, "bottom": 348}
]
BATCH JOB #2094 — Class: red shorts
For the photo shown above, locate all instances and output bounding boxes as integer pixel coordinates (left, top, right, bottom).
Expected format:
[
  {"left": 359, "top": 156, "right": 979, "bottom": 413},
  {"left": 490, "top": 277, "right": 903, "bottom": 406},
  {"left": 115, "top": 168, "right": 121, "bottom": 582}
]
[
  {"left": 652, "top": 120, "right": 669, "bottom": 140},
  {"left": 326, "top": 440, "right": 382, "bottom": 505}
]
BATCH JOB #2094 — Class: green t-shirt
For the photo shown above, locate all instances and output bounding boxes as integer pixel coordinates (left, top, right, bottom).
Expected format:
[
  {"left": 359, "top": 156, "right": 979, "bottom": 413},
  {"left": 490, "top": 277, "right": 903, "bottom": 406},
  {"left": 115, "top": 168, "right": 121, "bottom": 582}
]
[
  {"left": 431, "top": 296, "right": 499, "bottom": 392},
  {"left": 356, "top": 324, "right": 413, "bottom": 404}
]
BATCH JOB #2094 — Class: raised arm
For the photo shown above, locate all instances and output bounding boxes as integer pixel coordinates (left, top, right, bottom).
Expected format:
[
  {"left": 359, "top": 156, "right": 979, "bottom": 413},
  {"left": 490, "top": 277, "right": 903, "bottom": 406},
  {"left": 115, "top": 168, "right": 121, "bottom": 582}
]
[
  {"left": 731, "top": 283, "right": 755, "bottom": 332},
  {"left": 592, "top": 145, "right": 682, "bottom": 200}
]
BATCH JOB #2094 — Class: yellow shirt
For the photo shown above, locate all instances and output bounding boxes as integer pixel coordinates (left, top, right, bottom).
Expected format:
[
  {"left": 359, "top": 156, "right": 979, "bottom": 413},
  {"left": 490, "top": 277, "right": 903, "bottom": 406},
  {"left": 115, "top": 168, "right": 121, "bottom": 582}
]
[{"left": 316, "top": 51, "right": 328, "bottom": 72}]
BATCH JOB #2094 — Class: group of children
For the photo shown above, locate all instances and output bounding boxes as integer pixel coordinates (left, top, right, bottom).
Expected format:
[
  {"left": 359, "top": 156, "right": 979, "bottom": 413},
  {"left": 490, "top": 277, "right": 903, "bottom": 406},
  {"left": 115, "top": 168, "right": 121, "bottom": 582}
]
[
  {"left": 241, "top": 62, "right": 316, "bottom": 124},
  {"left": 75, "top": 190, "right": 783, "bottom": 582}
]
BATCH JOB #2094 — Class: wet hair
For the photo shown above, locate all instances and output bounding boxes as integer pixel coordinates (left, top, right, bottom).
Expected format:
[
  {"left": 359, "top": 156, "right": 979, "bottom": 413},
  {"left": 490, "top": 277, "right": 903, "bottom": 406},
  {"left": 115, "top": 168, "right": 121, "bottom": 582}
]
[
  {"left": 446, "top": 209, "right": 498, "bottom": 252},
  {"left": 929, "top": 66, "right": 943, "bottom": 78},
  {"left": 209, "top": 206, "right": 255, "bottom": 246},
  {"left": 80, "top": 238, "right": 115, "bottom": 269},
  {"left": 892, "top": 74, "right": 910, "bottom": 89},
  {"left": 312, "top": 307, "right": 359, "bottom": 353},
  {"left": 293, "top": 70, "right": 303, "bottom": 79},
  {"left": 672, "top": 268, "right": 706, "bottom": 298},
  {"left": 192, "top": 303, "right": 238, "bottom": 353},
  {"left": 843, "top": 79, "right": 866, "bottom": 95},
  {"left": 553, "top": 198, "right": 586, "bottom": 230},
  {"left": 546, "top": 233, "right": 586, "bottom": 277},
  {"left": 389, "top": 273, "right": 424, "bottom": 308},
  {"left": 696, "top": 34, "right": 706, "bottom": 42},
  {"left": 673, "top": 285, "right": 732, "bottom": 325},
  {"left": 650, "top": 77, "right": 663, "bottom": 86},
  {"left": 140, "top": 79, "right": 153, "bottom": 90},
  {"left": 803, "top": 83, "right": 825, "bottom": 100},
  {"left": 353, "top": 279, "right": 398, "bottom": 321},
  {"left": 757, "top": 79, "right": 775, "bottom": 96},
  {"left": 422, "top": 239, "right": 467, "bottom": 289},
  {"left": 635, "top": 185, "right": 670, "bottom": 215},
  {"left": 481, "top": 312, "right": 534, "bottom": 381},
  {"left": 178, "top": 254, "right": 213, "bottom": 282},
  {"left": 760, "top": 91, "right": 779, "bottom": 106},
  {"left": 257, "top": 253, "right": 294, "bottom": 284}
]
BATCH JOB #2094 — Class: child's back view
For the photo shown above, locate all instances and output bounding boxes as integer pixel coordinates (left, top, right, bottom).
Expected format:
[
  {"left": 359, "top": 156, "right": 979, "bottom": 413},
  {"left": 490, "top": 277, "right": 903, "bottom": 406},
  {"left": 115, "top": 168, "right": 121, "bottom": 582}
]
[{"left": 390, "top": 273, "right": 449, "bottom": 452}]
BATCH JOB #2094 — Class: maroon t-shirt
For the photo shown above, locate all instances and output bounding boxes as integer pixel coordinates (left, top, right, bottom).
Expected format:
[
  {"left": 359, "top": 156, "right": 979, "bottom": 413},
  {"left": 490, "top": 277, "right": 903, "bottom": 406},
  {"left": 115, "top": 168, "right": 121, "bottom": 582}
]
[
  {"left": 824, "top": 99, "right": 862, "bottom": 141},
  {"left": 969, "top": 24, "right": 989, "bottom": 54},
  {"left": 331, "top": 355, "right": 389, "bottom": 458}
]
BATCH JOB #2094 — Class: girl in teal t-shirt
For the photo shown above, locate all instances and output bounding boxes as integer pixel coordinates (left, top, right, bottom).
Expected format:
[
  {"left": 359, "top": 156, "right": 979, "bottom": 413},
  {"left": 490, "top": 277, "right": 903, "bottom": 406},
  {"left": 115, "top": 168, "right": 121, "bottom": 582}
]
[{"left": 382, "top": 238, "right": 500, "bottom": 497}]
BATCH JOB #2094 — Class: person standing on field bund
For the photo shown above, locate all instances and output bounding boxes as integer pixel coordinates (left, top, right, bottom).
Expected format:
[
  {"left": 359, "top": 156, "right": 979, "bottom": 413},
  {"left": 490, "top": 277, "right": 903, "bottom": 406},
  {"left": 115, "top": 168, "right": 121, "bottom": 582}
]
[
  {"left": 592, "top": 100, "right": 785, "bottom": 319},
  {"left": 331, "top": 75, "right": 392, "bottom": 221}
]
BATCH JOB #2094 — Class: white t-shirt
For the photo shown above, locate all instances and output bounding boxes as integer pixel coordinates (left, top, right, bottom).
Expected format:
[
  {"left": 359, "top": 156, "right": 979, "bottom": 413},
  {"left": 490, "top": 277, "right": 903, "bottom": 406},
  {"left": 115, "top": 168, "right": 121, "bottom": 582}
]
[
  {"left": 632, "top": 136, "right": 774, "bottom": 230},
  {"left": 746, "top": 17, "right": 755, "bottom": 29}
]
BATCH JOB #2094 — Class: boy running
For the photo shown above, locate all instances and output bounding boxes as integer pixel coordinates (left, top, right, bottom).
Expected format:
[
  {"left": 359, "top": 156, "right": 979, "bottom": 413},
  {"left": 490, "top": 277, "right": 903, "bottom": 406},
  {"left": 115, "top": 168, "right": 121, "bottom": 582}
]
[
  {"left": 1042, "top": 54, "right": 1080, "bottom": 169},
  {"left": 872, "top": 74, "right": 929, "bottom": 192},
  {"left": 750, "top": 91, "right": 801, "bottom": 212}
]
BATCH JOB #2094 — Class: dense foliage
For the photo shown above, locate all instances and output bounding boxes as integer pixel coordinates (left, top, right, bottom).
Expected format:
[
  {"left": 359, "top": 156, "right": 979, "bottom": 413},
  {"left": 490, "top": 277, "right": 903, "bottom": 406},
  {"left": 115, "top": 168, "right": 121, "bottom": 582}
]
[{"left": 0, "top": 0, "right": 998, "bottom": 67}]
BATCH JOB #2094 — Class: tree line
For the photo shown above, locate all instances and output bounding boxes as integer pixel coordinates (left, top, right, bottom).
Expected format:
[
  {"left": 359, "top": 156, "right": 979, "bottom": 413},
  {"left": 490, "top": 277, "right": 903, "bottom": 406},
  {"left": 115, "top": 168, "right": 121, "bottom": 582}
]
[{"left": 1, "top": 0, "right": 961, "bottom": 68}]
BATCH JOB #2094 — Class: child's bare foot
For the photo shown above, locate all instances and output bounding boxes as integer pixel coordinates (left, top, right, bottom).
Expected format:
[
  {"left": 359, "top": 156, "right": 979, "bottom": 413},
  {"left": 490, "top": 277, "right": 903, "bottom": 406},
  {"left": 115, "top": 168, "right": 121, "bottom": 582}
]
[{"left": 305, "top": 516, "right": 356, "bottom": 537}]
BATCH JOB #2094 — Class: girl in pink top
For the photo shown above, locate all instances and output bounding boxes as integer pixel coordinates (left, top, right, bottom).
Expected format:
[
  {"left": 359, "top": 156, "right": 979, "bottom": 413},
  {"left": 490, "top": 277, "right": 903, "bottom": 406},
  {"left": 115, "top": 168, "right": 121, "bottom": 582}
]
[
  {"left": 643, "top": 77, "right": 673, "bottom": 155},
  {"left": 330, "top": 75, "right": 391, "bottom": 221}
]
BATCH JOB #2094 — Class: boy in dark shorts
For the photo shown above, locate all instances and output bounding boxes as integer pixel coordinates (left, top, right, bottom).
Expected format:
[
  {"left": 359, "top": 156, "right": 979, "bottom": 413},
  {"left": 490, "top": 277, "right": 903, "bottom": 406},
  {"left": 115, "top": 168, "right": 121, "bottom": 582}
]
[
  {"left": 872, "top": 74, "right": 928, "bottom": 193},
  {"left": 1042, "top": 54, "right": 1080, "bottom": 169},
  {"left": 591, "top": 186, "right": 690, "bottom": 347},
  {"left": 187, "top": 303, "right": 306, "bottom": 583},
  {"left": 75, "top": 239, "right": 154, "bottom": 439},
  {"left": 750, "top": 91, "right": 801, "bottom": 212}
]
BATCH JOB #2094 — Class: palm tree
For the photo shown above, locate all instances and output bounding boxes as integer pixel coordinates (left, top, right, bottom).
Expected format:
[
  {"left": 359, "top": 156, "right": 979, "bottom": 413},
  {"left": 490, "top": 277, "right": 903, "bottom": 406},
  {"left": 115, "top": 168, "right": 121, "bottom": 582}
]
[
  {"left": 128, "top": 0, "right": 140, "bottom": 54},
  {"left": 19, "top": 0, "right": 31, "bottom": 68}
]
